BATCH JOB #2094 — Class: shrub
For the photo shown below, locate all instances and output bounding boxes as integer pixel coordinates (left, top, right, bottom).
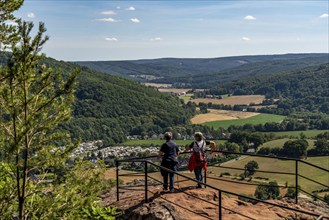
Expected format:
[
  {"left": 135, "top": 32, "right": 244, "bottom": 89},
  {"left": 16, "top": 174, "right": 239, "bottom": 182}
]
[
  {"left": 81, "top": 205, "right": 121, "bottom": 220},
  {"left": 324, "top": 194, "right": 329, "bottom": 205},
  {"left": 285, "top": 187, "right": 297, "bottom": 199},
  {"left": 254, "top": 181, "right": 280, "bottom": 200}
]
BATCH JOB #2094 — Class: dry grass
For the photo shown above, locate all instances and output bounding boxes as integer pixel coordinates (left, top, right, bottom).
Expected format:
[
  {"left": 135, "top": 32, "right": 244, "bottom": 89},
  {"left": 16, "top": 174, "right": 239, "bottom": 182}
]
[
  {"left": 144, "top": 83, "right": 172, "bottom": 88},
  {"left": 191, "top": 109, "right": 260, "bottom": 124},
  {"left": 191, "top": 95, "right": 265, "bottom": 105},
  {"left": 158, "top": 88, "right": 191, "bottom": 93}
]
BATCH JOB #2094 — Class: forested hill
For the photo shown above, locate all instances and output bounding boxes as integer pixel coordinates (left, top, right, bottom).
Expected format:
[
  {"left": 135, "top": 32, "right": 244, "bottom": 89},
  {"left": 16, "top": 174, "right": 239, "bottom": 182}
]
[
  {"left": 213, "top": 63, "right": 329, "bottom": 114},
  {"left": 51, "top": 58, "right": 195, "bottom": 145},
  {"left": 75, "top": 53, "right": 329, "bottom": 83},
  {"left": 0, "top": 53, "right": 195, "bottom": 145}
]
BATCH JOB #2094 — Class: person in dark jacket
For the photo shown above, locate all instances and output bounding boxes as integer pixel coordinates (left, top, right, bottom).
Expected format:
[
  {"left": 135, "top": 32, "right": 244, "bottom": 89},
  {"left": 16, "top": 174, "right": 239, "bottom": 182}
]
[{"left": 158, "top": 132, "right": 179, "bottom": 192}]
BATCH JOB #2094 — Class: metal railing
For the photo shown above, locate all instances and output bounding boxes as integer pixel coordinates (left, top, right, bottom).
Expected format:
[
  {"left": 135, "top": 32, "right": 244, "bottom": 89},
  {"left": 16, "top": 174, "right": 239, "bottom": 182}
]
[{"left": 115, "top": 150, "right": 329, "bottom": 219}]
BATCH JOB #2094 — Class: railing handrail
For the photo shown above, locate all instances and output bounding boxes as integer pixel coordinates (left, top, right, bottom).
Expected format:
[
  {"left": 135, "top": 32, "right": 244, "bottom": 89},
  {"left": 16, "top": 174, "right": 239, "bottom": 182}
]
[
  {"left": 118, "top": 160, "right": 323, "bottom": 218},
  {"left": 116, "top": 149, "right": 329, "bottom": 173}
]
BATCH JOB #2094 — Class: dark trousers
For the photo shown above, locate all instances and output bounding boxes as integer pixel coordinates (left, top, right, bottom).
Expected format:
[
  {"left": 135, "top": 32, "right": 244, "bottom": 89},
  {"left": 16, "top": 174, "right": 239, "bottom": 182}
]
[
  {"left": 163, "top": 172, "right": 174, "bottom": 190},
  {"left": 194, "top": 166, "right": 203, "bottom": 187},
  {"left": 161, "top": 160, "right": 176, "bottom": 190}
]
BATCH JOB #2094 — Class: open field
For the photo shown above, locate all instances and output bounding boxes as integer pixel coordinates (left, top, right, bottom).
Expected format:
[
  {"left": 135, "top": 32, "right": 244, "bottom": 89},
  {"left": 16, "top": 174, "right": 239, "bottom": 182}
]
[
  {"left": 191, "top": 109, "right": 260, "bottom": 124},
  {"left": 260, "top": 138, "right": 315, "bottom": 149},
  {"left": 122, "top": 139, "right": 227, "bottom": 147},
  {"left": 191, "top": 95, "right": 265, "bottom": 105},
  {"left": 106, "top": 168, "right": 259, "bottom": 196},
  {"left": 144, "top": 83, "right": 172, "bottom": 88},
  {"left": 204, "top": 114, "right": 286, "bottom": 129},
  {"left": 263, "top": 130, "right": 329, "bottom": 138},
  {"left": 208, "top": 156, "right": 329, "bottom": 192},
  {"left": 158, "top": 88, "right": 191, "bottom": 93},
  {"left": 180, "top": 94, "right": 193, "bottom": 103}
]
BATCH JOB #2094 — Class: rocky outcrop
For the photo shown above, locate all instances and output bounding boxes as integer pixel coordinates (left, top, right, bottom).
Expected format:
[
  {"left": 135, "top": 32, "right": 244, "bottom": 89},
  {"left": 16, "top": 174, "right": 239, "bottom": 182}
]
[{"left": 105, "top": 180, "right": 329, "bottom": 220}]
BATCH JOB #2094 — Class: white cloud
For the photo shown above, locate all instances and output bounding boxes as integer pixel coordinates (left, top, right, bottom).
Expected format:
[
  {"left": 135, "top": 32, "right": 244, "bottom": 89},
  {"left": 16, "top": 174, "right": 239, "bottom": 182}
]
[
  {"left": 319, "top": 13, "right": 328, "bottom": 18},
  {"left": 116, "top": 6, "right": 121, "bottom": 9},
  {"left": 244, "top": 15, "right": 256, "bottom": 20},
  {"left": 105, "top": 37, "right": 118, "bottom": 41},
  {"left": 150, "top": 37, "right": 163, "bottom": 41},
  {"left": 27, "top": 12, "right": 35, "bottom": 18},
  {"left": 130, "top": 18, "right": 140, "bottom": 23},
  {"left": 126, "top": 6, "right": 135, "bottom": 11},
  {"left": 101, "top": 11, "right": 116, "bottom": 15},
  {"left": 241, "top": 37, "right": 251, "bottom": 41},
  {"left": 96, "top": 18, "right": 119, "bottom": 22}
]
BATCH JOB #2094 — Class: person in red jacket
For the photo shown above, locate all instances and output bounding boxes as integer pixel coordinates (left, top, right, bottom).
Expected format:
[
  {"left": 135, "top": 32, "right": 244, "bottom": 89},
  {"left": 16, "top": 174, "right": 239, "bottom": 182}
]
[{"left": 185, "top": 132, "right": 216, "bottom": 188}]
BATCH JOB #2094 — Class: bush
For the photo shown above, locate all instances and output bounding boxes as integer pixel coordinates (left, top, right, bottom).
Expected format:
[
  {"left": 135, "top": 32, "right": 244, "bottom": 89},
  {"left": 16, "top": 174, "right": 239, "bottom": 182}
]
[
  {"left": 285, "top": 187, "right": 297, "bottom": 199},
  {"left": 81, "top": 205, "right": 121, "bottom": 220},
  {"left": 324, "top": 194, "right": 329, "bottom": 205},
  {"left": 254, "top": 181, "right": 280, "bottom": 200}
]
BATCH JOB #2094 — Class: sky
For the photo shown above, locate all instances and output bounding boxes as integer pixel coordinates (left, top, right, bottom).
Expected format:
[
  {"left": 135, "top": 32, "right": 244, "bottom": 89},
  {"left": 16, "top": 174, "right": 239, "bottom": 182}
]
[{"left": 14, "top": 0, "right": 329, "bottom": 61}]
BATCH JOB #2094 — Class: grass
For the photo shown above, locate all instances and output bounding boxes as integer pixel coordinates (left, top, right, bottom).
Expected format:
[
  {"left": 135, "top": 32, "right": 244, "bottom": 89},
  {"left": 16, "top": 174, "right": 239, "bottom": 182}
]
[
  {"left": 209, "top": 156, "right": 329, "bottom": 192},
  {"left": 260, "top": 138, "right": 315, "bottom": 149},
  {"left": 204, "top": 113, "right": 286, "bottom": 129},
  {"left": 263, "top": 130, "right": 329, "bottom": 138},
  {"left": 179, "top": 94, "right": 193, "bottom": 103},
  {"left": 122, "top": 139, "right": 227, "bottom": 147}
]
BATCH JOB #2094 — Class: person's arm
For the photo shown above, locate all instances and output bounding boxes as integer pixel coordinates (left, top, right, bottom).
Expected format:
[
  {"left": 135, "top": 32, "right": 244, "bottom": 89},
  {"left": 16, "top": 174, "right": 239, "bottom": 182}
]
[
  {"left": 184, "top": 142, "right": 193, "bottom": 152},
  {"left": 206, "top": 140, "right": 217, "bottom": 151},
  {"left": 158, "top": 144, "right": 166, "bottom": 157}
]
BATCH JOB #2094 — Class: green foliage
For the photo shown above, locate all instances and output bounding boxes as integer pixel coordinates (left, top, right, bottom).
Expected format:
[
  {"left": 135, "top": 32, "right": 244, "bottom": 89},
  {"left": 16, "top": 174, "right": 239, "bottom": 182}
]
[
  {"left": 285, "top": 187, "right": 297, "bottom": 199},
  {"left": 81, "top": 205, "right": 120, "bottom": 220},
  {"left": 204, "top": 114, "right": 285, "bottom": 130},
  {"left": 244, "top": 160, "right": 259, "bottom": 177},
  {"left": 324, "top": 194, "right": 329, "bottom": 205},
  {"left": 225, "top": 142, "right": 240, "bottom": 153},
  {"left": 254, "top": 181, "right": 280, "bottom": 200},
  {"left": 282, "top": 139, "right": 308, "bottom": 158}
]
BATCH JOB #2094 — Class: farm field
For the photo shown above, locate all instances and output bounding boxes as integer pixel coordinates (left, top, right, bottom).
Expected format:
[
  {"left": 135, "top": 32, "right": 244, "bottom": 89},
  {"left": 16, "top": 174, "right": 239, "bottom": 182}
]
[
  {"left": 106, "top": 168, "right": 259, "bottom": 196},
  {"left": 260, "top": 138, "right": 316, "bottom": 149},
  {"left": 122, "top": 139, "right": 227, "bottom": 147},
  {"left": 158, "top": 88, "right": 191, "bottom": 93},
  {"left": 263, "top": 130, "right": 329, "bottom": 138},
  {"left": 204, "top": 114, "right": 286, "bottom": 129},
  {"left": 191, "top": 95, "right": 265, "bottom": 105},
  {"left": 180, "top": 94, "right": 193, "bottom": 103},
  {"left": 208, "top": 156, "right": 329, "bottom": 193},
  {"left": 191, "top": 109, "right": 260, "bottom": 124},
  {"left": 144, "top": 83, "right": 172, "bottom": 88}
]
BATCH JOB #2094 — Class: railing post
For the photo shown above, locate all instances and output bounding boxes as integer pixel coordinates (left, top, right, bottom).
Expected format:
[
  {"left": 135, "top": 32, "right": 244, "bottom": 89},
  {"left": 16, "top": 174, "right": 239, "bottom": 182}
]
[
  {"left": 295, "top": 160, "right": 298, "bottom": 204},
  {"left": 116, "top": 160, "right": 119, "bottom": 202},
  {"left": 204, "top": 169, "right": 207, "bottom": 188},
  {"left": 145, "top": 161, "right": 148, "bottom": 203},
  {"left": 218, "top": 190, "right": 222, "bottom": 220}
]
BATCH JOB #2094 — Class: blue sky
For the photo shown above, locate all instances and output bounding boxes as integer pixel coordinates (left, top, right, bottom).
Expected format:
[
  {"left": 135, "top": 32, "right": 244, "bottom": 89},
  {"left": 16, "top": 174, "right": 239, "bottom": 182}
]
[{"left": 16, "top": 0, "right": 329, "bottom": 61}]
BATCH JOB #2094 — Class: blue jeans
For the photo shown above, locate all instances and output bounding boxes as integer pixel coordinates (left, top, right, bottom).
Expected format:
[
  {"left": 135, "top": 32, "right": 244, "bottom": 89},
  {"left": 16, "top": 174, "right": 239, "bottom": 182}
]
[
  {"left": 194, "top": 166, "right": 203, "bottom": 187},
  {"left": 163, "top": 172, "right": 174, "bottom": 190}
]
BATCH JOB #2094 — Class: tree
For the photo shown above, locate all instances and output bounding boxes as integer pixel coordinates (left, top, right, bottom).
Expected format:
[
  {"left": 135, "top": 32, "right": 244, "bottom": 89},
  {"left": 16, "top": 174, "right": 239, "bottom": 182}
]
[
  {"left": 314, "top": 138, "right": 329, "bottom": 156},
  {"left": 244, "top": 160, "right": 259, "bottom": 177},
  {"left": 225, "top": 142, "right": 240, "bottom": 153},
  {"left": 0, "top": 6, "right": 119, "bottom": 218},
  {"left": 281, "top": 139, "right": 308, "bottom": 158}
]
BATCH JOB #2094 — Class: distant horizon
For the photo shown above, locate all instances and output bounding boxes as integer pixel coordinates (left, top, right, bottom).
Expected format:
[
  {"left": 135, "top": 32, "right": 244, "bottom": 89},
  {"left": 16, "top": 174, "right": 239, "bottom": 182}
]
[
  {"left": 19, "top": 0, "right": 329, "bottom": 61},
  {"left": 70, "top": 52, "right": 329, "bottom": 62}
]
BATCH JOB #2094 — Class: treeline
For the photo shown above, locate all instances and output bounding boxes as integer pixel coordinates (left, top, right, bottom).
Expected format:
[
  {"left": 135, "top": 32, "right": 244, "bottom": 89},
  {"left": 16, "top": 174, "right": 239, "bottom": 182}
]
[
  {"left": 226, "top": 130, "right": 329, "bottom": 158},
  {"left": 210, "top": 63, "right": 329, "bottom": 114}
]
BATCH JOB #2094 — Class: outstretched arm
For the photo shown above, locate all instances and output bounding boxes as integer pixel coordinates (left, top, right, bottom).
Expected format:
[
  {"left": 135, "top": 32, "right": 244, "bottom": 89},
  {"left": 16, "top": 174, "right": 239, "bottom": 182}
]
[{"left": 209, "top": 141, "right": 217, "bottom": 151}]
